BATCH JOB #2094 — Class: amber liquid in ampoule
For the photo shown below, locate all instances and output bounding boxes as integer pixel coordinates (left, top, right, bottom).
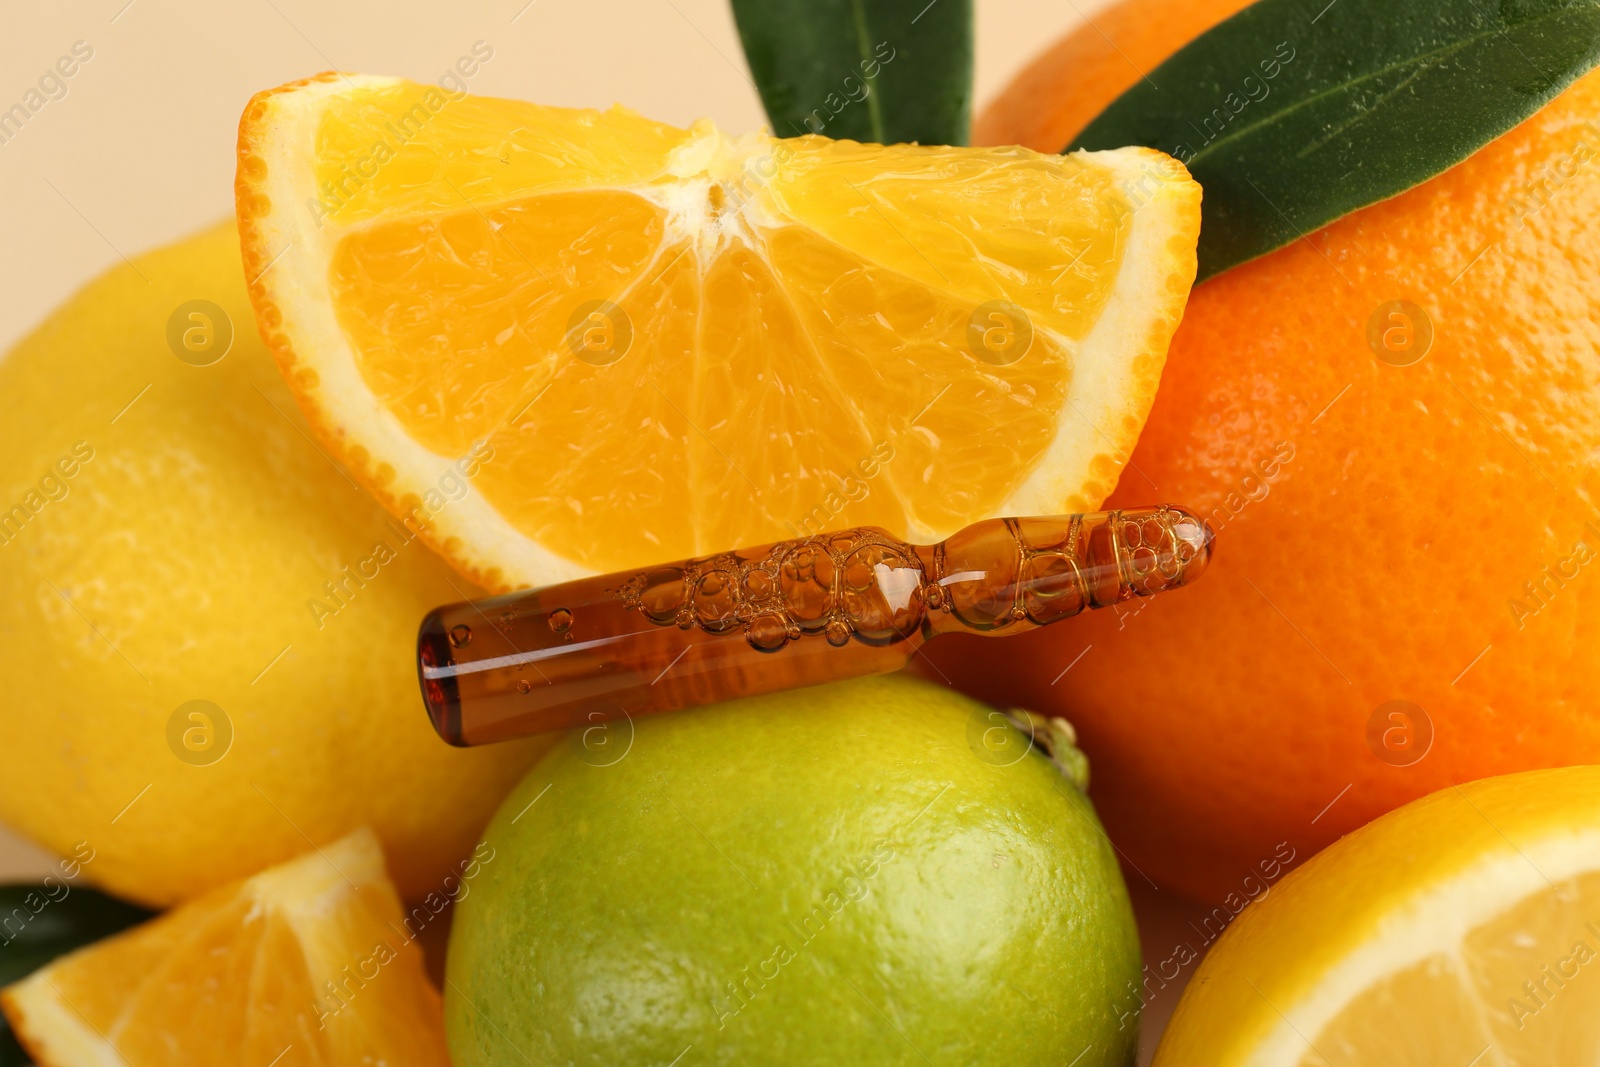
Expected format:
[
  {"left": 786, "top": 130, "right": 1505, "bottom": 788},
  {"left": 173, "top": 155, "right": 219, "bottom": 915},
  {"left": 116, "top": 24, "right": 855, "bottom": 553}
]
[{"left": 418, "top": 507, "right": 1211, "bottom": 746}]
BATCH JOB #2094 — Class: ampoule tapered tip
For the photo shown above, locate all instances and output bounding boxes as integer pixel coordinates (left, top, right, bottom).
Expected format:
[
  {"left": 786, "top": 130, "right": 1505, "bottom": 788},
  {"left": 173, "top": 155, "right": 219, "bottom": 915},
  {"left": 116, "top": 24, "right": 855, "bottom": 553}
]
[
  {"left": 1166, "top": 504, "right": 1215, "bottom": 588},
  {"left": 1101, "top": 504, "right": 1215, "bottom": 600}
]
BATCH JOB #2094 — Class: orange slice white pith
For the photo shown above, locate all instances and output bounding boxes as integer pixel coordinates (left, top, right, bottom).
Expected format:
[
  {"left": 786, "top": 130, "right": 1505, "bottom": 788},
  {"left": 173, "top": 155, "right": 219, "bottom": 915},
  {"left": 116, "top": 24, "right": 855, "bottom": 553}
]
[{"left": 237, "top": 73, "right": 1200, "bottom": 590}]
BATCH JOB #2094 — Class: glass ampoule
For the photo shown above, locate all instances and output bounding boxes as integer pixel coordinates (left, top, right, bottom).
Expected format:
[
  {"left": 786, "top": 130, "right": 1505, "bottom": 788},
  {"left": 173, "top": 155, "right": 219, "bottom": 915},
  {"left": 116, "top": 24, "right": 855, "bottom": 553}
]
[{"left": 418, "top": 506, "right": 1212, "bottom": 746}]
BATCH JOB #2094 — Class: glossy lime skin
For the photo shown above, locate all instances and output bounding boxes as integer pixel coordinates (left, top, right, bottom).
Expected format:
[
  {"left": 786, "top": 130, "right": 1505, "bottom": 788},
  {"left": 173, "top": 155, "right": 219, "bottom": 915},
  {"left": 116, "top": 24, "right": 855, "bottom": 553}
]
[{"left": 446, "top": 675, "right": 1140, "bottom": 1066}]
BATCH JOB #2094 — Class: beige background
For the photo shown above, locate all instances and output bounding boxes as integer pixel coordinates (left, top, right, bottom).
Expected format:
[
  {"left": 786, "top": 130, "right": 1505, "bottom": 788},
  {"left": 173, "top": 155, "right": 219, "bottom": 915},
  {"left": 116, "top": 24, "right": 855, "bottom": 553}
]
[{"left": 0, "top": 0, "right": 1211, "bottom": 1059}]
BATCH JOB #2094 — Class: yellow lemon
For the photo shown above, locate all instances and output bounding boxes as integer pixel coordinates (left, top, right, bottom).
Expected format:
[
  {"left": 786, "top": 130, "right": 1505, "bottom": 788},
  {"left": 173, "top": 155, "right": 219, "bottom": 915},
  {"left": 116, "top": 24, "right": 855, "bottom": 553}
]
[
  {"left": 0, "top": 222, "right": 550, "bottom": 907},
  {"left": 1155, "top": 766, "right": 1600, "bottom": 1065}
]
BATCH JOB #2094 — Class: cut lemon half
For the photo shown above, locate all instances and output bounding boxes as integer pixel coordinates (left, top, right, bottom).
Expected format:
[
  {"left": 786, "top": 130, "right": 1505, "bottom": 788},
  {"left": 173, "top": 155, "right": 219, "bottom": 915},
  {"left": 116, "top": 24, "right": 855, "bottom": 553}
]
[
  {"left": 1, "top": 829, "right": 449, "bottom": 1067},
  {"left": 237, "top": 73, "right": 1200, "bottom": 590},
  {"left": 1154, "top": 766, "right": 1600, "bottom": 1066}
]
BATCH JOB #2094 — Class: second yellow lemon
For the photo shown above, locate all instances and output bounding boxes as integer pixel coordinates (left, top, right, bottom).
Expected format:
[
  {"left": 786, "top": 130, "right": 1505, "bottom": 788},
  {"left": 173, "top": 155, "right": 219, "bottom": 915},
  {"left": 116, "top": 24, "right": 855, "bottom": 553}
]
[
  {"left": 0, "top": 223, "right": 550, "bottom": 907},
  {"left": 1157, "top": 766, "right": 1600, "bottom": 1065}
]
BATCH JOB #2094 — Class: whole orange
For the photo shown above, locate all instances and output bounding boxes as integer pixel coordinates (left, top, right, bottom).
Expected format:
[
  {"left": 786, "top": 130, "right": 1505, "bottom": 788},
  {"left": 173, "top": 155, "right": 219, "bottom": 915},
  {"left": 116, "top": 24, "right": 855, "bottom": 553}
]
[
  {"left": 934, "top": 0, "right": 1600, "bottom": 902},
  {"left": 973, "top": 0, "right": 1255, "bottom": 155}
]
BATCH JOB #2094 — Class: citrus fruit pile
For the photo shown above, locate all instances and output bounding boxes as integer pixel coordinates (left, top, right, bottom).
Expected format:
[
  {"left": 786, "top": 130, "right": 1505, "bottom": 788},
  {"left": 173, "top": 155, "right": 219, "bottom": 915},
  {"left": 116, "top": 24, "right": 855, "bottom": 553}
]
[
  {"left": 1, "top": 56, "right": 1202, "bottom": 1066},
  {"left": 3, "top": 0, "right": 1600, "bottom": 1062}
]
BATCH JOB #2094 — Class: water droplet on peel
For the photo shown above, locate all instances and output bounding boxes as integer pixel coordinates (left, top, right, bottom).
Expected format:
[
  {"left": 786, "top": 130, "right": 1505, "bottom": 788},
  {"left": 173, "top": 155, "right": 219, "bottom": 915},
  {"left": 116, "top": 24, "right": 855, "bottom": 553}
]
[
  {"left": 448, "top": 624, "right": 472, "bottom": 648},
  {"left": 825, "top": 619, "right": 851, "bottom": 647},
  {"left": 549, "top": 608, "right": 573, "bottom": 633}
]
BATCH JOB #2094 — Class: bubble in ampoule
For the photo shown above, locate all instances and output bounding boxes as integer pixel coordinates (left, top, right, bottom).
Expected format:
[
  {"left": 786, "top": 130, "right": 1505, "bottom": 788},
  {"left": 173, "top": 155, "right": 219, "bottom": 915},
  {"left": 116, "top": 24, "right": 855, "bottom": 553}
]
[
  {"left": 516, "top": 679, "right": 533, "bottom": 694},
  {"left": 696, "top": 571, "right": 738, "bottom": 632},
  {"left": 746, "top": 614, "right": 789, "bottom": 653},
  {"left": 637, "top": 567, "right": 686, "bottom": 623},
  {"left": 448, "top": 624, "right": 472, "bottom": 648},
  {"left": 548, "top": 608, "right": 573, "bottom": 634}
]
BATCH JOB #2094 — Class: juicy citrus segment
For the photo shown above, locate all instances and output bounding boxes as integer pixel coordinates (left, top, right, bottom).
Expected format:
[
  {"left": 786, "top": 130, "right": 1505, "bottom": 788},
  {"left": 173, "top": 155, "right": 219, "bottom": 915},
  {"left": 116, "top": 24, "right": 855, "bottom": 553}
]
[
  {"left": 1300, "top": 871, "right": 1600, "bottom": 1065},
  {"left": 1153, "top": 767, "right": 1600, "bottom": 1067},
  {"left": 313, "top": 81, "right": 693, "bottom": 224},
  {"left": 765, "top": 138, "right": 1134, "bottom": 339},
  {"left": 1302, "top": 881, "right": 1600, "bottom": 1063},
  {"left": 1297, "top": 955, "right": 1495, "bottom": 1065},
  {"left": 1463, "top": 870, "right": 1600, "bottom": 1057},
  {"left": 327, "top": 189, "right": 670, "bottom": 457},
  {"left": 759, "top": 223, "right": 1079, "bottom": 535},
  {"left": 1, "top": 829, "right": 450, "bottom": 1067},
  {"left": 687, "top": 237, "right": 911, "bottom": 547},
  {"left": 238, "top": 73, "right": 1201, "bottom": 589}
]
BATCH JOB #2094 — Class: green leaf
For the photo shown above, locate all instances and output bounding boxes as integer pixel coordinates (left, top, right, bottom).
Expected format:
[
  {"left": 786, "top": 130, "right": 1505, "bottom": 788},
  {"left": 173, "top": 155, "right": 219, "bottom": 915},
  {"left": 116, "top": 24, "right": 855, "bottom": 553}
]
[
  {"left": 0, "top": 1027, "right": 22, "bottom": 1067},
  {"left": 1070, "top": 0, "right": 1600, "bottom": 281},
  {"left": 0, "top": 884, "right": 153, "bottom": 1066},
  {"left": 731, "top": 0, "right": 973, "bottom": 145}
]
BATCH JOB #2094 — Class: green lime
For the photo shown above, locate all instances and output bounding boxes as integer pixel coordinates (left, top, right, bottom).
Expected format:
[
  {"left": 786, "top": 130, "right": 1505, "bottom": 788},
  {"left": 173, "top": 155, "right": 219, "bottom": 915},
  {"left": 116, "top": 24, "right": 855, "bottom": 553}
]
[{"left": 446, "top": 675, "right": 1141, "bottom": 1066}]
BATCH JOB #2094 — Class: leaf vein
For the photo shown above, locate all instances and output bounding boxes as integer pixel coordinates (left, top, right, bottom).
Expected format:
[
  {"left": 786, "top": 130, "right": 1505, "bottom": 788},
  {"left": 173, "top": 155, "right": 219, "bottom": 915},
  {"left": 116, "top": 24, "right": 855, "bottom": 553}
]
[{"left": 1183, "top": 7, "right": 1594, "bottom": 167}]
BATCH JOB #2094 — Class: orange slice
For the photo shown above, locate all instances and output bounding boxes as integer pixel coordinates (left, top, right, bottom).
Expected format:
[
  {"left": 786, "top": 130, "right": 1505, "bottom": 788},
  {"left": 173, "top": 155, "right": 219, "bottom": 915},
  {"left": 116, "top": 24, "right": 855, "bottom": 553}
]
[
  {"left": 0, "top": 829, "right": 449, "bottom": 1067},
  {"left": 237, "top": 73, "right": 1200, "bottom": 590}
]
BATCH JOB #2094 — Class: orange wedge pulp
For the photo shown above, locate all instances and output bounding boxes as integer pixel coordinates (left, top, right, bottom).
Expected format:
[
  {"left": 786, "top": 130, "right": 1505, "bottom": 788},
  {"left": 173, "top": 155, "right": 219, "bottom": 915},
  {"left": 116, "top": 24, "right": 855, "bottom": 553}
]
[
  {"left": 1, "top": 829, "right": 450, "bottom": 1067},
  {"left": 237, "top": 74, "right": 1201, "bottom": 590}
]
